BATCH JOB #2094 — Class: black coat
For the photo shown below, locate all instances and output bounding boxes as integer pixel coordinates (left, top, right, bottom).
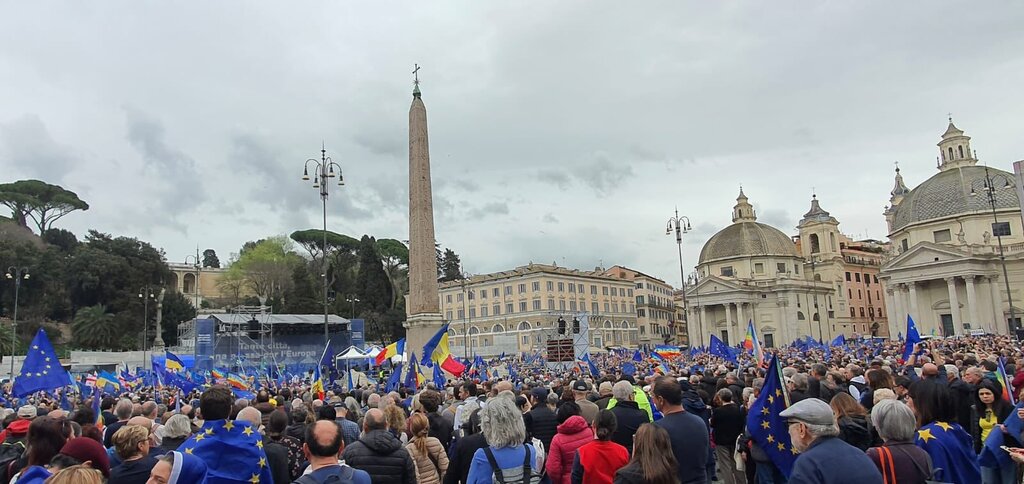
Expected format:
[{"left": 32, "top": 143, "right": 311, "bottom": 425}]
[
  {"left": 610, "top": 400, "right": 650, "bottom": 453},
  {"left": 341, "top": 429, "right": 417, "bottom": 484},
  {"left": 285, "top": 423, "right": 306, "bottom": 444},
  {"left": 443, "top": 431, "right": 487, "bottom": 484},
  {"left": 612, "top": 463, "right": 647, "bottom": 484},
  {"left": 263, "top": 436, "right": 291, "bottom": 484},
  {"left": 949, "top": 379, "right": 976, "bottom": 429},
  {"left": 837, "top": 415, "right": 873, "bottom": 451},
  {"left": 524, "top": 405, "right": 558, "bottom": 452},
  {"left": 428, "top": 411, "right": 454, "bottom": 452}
]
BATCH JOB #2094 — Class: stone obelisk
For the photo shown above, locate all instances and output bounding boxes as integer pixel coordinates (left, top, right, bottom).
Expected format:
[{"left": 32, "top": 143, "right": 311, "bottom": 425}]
[{"left": 405, "top": 65, "right": 444, "bottom": 357}]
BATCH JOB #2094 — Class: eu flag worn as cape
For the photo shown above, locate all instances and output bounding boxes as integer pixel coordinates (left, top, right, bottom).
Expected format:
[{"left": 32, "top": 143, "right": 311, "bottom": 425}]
[
  {"left": 14, "top": 329, "right": 73, "bottom": 397},
  {"left": 177, "top": 419, "right": 272, "bottom": 484},
  {"left": 745, "top": 355, "right": 796, "bottom": 477},
  {"left": 915, "top": 420, "right": 980, "bottom": 483}
]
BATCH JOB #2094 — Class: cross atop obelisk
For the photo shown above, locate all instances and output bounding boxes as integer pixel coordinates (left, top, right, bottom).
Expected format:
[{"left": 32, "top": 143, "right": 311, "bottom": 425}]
[{"left": 404, "top": 66, "right": 444, "bottom": 355}]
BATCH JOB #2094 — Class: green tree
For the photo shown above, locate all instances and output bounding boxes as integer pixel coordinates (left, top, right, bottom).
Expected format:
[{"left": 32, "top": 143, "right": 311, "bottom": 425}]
[
  {"left": 0, "top": 180, "right": 89, "bottom": 233},
  {"left": 72, "top": 305, "right": 119, "bottom": 349},
  {"left": 376, "top": 238, "right": 409, "bottom": 309},
  {"left": 354, "top": 235, "right": 392, "bottom": 313},
  {"left": 228, "top": 236, "right": 303, "bottom": 301},
  {"left": 283, "top": 264, "right": 320, "bottom": 314},
  {"left": 438, "top": 247, "right": 462, "bottom": 282},
  {"left": 216, "top": 268, "right": 246, "bottom": 306},
  {"left": 42, "top": 228, "right": 78, "bottom": 252},
  {"left": 202, "top": 249, "right": 221, "bottom": 268},
  {"left": 160, "top": 291, "right": 196, "bottom": 346}
]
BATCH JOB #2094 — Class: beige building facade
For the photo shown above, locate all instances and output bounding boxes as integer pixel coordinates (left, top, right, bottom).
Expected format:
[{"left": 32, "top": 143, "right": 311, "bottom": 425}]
[
  {"left": 602, "top": 265, "right": 685, "bottom": 347},
  {"left": 439, "top": 263, "right": 639, "bottom": 356},
  {"left": 880, "top": 121, "right": 1024, "bottom": 336},
  {"left": 167, "top": 262, "right": 231, "bottom": 308}
]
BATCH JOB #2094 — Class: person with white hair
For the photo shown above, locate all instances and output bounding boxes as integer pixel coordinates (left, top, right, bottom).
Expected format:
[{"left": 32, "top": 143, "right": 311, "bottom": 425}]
[
  {"left": 608, "top": 380, "right": 649, "bottom": 455},
  {"left": 780, "top": 398, "right": 882, "bottom": 484},
  {"left": 866, "top": 400, "right": 932, "bottom": 483},
  {"left": 466, "top": 395, "right": 541, "bottom": 484}
]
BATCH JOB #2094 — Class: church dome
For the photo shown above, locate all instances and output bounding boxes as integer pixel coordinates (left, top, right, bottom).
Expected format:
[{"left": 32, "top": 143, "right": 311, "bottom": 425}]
[
  {"left": 891, "top": 165, "right": 1019, "bottom": 232},
  {"left": 698, "top": 189, "right": 799, "bottom": 264}
]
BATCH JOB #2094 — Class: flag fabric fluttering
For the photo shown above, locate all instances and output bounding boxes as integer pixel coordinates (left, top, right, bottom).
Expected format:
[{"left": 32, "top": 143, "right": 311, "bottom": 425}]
[
  {"left": 375, "top": 338, "right": 405, "bottom": 366},
  {"left": 433, "top": 363, "right": 446, "bottom": 389},
  {"left": 422, "top": 324, "right": 466, "bottom": 377},
  {"left": 631, "top": 349, "right": 643, "bottom": 362},
  {"left": 95, "top": 371, "right": 122, "bottom": 393},
  {"left": 745, "top": 355, "right": 796, "bottom": 477},
  {"left": 830, "top": 334, "right": 846, "bottom": 347},
  {"left": 13, "top": 329, "right": 74, "bottom": 397},
  {"left": 709, "top": 334, "right": 737, "bottom": 363},
  {"left": 91, "top": 387, "right": 103, "bottom": 430},
  {"left": 178, "top": 419, "right": 273, "bottom": 483},
  {"left": 385, "top": 362, "right": 403, "bottom": 392},
  {"left": 652, "top": 345, "right": 681, "bottom": 359},
  {"left": 165, "top": 351, "right": 185, "bottom": 372},
  {"left": 901, "top": 315, "right": 922, "bottom": 362},
  {"left": 579, "top": 353, "right": 600, "bottom": 376},
  {"left": 997, "top": 358, "right": 1016, "bottom": 405},
  {"left": 404, "top": 353, "right": 422, "bottom": 390},
  {"left": 743, "top": 320, "right": 766, "bottom": 367}
]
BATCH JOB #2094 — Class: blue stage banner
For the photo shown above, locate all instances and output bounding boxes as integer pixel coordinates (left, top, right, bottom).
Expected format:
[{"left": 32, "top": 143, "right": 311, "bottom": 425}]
[
  {"left": 350, "top": 319, "right": 365, "bottom": 348},
  {"left": 194, "top": 318, "right": 216, "bottom": 371},
  {"left": 212, "top": 331, "right": 350, "bottom": 370}
]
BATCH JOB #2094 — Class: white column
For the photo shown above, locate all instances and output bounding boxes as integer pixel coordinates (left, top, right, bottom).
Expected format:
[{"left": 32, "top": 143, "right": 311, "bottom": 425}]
[
  {"left": 945, "top": 277, "right": 961, "bottom": 335},
  {"left": 724, "top": 303, "right": 734, "bottom": 345},
  {"left": 990, "top": 276, "right": 1005, "bottom": 334},
  {"left": 885, "top": 288, "right": 898, "bottom": 337},
  {"left": 908, "top": 282, "right": 920, "bottom": 322},
  {"left": 699, "top": 305, "right": 708, "bottom": 345},
  {"left": 965, "top": 276, "right": 980, "bottom": 332},
  {"left": 893, "top": 284, "right": 905, "bottom": 331}
]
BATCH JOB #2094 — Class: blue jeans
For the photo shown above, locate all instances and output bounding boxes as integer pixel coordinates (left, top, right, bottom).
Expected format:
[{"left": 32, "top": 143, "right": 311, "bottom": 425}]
[
  {"left": 981, "top": 464, "right": 1016, "bottom": 484},
  {"left": 754, "top": 462, "right": 786, "bottom": 484}
]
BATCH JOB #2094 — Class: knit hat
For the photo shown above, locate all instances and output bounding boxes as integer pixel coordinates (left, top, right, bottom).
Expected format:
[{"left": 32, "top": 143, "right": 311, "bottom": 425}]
[
  {"left": 17, "top": 406, "right": 36, "bottom": 419},
  {"left": 60, "top": 437, "right": 110, "bottom": 477}
]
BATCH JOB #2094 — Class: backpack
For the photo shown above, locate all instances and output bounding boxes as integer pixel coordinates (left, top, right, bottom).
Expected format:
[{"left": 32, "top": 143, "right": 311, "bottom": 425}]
[
  {"left": 293, "top": 465, "right": 356, "bottom": 484},
  {"left": 457, "top": 399, "right": 481, "bottom": 438},
  {"left": 0, "top": 439, "right": 27, "bottom": 482},
  {"left": 482, "top": 445, "right": 542, "bottom": 484}
]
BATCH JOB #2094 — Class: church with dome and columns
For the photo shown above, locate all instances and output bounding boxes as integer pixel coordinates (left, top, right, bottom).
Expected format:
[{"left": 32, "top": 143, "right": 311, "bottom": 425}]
[
  {"left": 684, "top": 188, "right": 890, "bottom": 348},
  {"left": 879, "top": 120, "right": 1023, "bottom": 337}
]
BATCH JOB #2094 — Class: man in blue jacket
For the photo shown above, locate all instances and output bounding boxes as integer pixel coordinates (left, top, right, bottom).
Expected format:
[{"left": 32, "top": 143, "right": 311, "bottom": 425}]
[{"left": 780, "top": 398, "right": 882, "bottom": 484}]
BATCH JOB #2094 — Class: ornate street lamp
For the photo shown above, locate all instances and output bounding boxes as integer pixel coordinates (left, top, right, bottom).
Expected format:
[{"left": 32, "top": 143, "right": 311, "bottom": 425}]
[
  {"left": 969, "top": 161, "right": 1017, "bottom": 334},
  {"left": 5, "top": 267, "right": 28, "bottom": 379},
  {"left": 302, "top": 144, "right": 344, "bottom": 348},
  {"left": 666, "top": 210, "right": 694, "bottom": 344}
]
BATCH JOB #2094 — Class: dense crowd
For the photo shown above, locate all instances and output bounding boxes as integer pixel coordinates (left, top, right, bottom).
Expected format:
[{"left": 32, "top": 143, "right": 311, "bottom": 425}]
[{"left": 0, "top": 334, "right": 1023, "bottom": 484}]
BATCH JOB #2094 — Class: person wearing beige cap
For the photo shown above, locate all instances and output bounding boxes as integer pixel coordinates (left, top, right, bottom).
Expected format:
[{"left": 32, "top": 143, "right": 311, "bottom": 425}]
[
  {"left": 780, "top": 398, "right": 882, "bottom": 484},
  {"left": 595, "top": 381, "right": 614, "bottom": 409}
]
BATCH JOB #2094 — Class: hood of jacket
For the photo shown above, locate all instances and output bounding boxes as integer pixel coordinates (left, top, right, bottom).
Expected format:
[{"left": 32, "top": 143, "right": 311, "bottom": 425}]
[
  {"left": 360, "top": 429, "right": 403, "bottom": 454},
  {"left": 839, "top": 415, "right": 870, "bottom": 435},
  {"left": 5, "top": 418, "right": 30, "bottom": 436},
  {"left": 682, "top": 390, "right": 707, "bottom": 412},
  {"left": 557, "top": 415, "right": 590, "bottom": 435}
]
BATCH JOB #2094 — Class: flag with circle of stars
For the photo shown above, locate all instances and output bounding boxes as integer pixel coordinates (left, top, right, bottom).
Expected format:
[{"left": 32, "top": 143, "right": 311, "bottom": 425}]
[
  {"left": 745, "top": 354, "right": 797, "bottom": 478},
  {"left": 177, "top": 418, "right": 273, "bottom": 484},
  {"left": 13, "top": 329, "right": 72, "bottom": 398}
]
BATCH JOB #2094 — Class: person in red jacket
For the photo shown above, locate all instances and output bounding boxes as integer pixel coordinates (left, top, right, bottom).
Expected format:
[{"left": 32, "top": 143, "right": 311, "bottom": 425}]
[
  {"left": 546, "top": 402, "right": 592, "bottom": 484},
  {"left": 570, "top": 410, "right": 628, "bottom": 484},
  {"left": 0, "top": 406, "right": 35, "bottom": 445}
]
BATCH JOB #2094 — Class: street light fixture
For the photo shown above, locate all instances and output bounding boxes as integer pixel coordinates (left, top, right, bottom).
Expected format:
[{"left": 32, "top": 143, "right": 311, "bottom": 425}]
[
  {"left": 5, "top": 267, "right": 29, "bottom": 380},
  {"left": 969, "top": 160, "right": 1017, "bottom": 334},
  {"left": 345, "top": 295, "right": 360, "bottom": 319},
  {"left": 302, "top": 144, "right": 344, "bottom": 348},
  {"left": 666, "top": 209, "right": 694, "bottom": 345}
]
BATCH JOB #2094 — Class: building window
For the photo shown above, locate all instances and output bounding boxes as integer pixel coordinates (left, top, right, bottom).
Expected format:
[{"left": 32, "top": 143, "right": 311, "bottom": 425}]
[
  {"left": 864, "top": 274, "right": 871, "bottom": 285},
  {"left": 446, "top": 310, "right": 453, "bottom": 320},
  {"left": 446, "top": 294, "right": 452, "bottom": 303},
  {"left": 457, "top": 309, "right": 465, "bottom": 319},
  {"left": 754, "top": 263, "right": 764, "bottom": 274},
  {"left": 845, "top": 272, "right": 851, "bottom": 281},
  {"left": 627, "top": 289, "right": 633, "bottom": 297},
  {"left": 604, "top": 302, "right": 610, "bottom": 312},
  {"left": 933, "top": 229, "right": 951, "bottom": 243},
  {"left": 570, "top": 300, "right": 577, "bottom": 311},
  {"left": 559, "top": 300, "right": 566, "bottom": 310},
  {"left": 558, "top": 282, "right": 565, "bottom": 292},
  {"left": 493, "top": 304, "right": 500, "bottom": 315},
  {"left": 794, "top": 264, "right": 799, "bottom": 274},
  {"left": 518, "top": 283, "right": 526, "bottom": 293},
  {"left": 481, "top": 306, "right": 488, "bottom": 317},
  {"left": 797, "top": 311, "right": 805, "bottom": 320},
  {"left": 613, "top": 303, "right": 619, "bottom": 313},
  {"left": 505, "top": 286, "right": 513, "bottom": 296},
  {"left": 506, "top": 303, "right": 514, "bottom": 314},
  {"left": 850, "top": 308, "right": 856, "bottom": 317},
  {"left": 603, "top": 287, "right": 609, "bottom": 295},
  {"left": 568, "top": 283, "right": 575, "bottom": 293},
  {"left": 547, "top": 281, "right": 553, "bottom": 291},
  {"left": 637, "top": 295, "right": 645, "bottom": 305},
  {"left": 547, "top": 299, "right": 555, "bottom": 310},
  {"left": 467, "top": 290, "right": 474, "bottom": 300},
  {"left": 721, "top": 266, "right": 734, "bottom": 277},
  {"left": 848, "top": 289, "right": 852, "bottom": 298},
  {"left": 638, "top": 308, "right": 646, "bottom": 317},
  {"left": 620, "top": 288, "right": 626, "bottom": 296},
  {"left": 859, "top": 307, "right": 865, "bottom": 317},
  {"left": 591, "top": 285, "right": 598, "bottom": 295},
  {"left": 874, "top": 275, "right": 878, "bottom": 283},
  {"left": 777, "top": 263, "right": 787, "bottom": 274},
  {"left": 532, "top": 300, "right": 541, "bottom": 310},
  {"left": 481, "top": 290, "right": 487, "bottom": 299},
  {"left": 858, "top": 290, "right": 862, "bottom": 299},
  {"left": 901, "top": 239, "right": 909, "bottom": 251},
  {"left": 810, "top": 234, "right": 820, "bottom": 253},
  {"left": 532, "top": 281, "right": 540, "bottom": 291},
  {"left": 457, "top": 293, "right": 463, "bottom": 302},
  {"left": 855, "top": 273, "right": 861, "bottom": 282},
  {"left": 469, "top": 308, "right": 476, "bottom": 318},
  {"left": 519, "top": 302, "right": 527, "bottom": 312},
  {"left": 958, "top": 145, "right": 964, "bottom": 158},
  {"left": 592, "top": 302, "right": 599, "bottom": 313},
  {"left": 492, "top": 288, "right": 500, "bottom": 298}
]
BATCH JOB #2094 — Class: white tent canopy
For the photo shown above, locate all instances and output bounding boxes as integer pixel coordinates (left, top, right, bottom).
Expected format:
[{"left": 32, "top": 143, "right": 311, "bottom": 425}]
[
  {"left": 335, "top": 346, "right": 368, "bottom": 361},
  {"left": 365, "top": 346, "right": 383, "bottom": 358}
]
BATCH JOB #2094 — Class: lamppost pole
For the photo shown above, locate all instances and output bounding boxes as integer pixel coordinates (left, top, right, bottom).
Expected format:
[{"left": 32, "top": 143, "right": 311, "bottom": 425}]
[
  {"left": 138, "top": 285, "right": 155, "bottom": 369},
  {"left": 303, "top": 144, "right": 344, "bottom": 348},
  {"left": 6, "top": 267, "right": 28, "bottom": 380},
  {"left": 976, "top": 162, "right": 1016, "bottom": 334},
  {"left": 346, "top": 295, "right": 360, "bottom": 319},
  {"left": 460, "top": 267, "right": 473, "bottom": 360},
  {"left": 666, "top": 209, "right": 693, "bottom": 345}
]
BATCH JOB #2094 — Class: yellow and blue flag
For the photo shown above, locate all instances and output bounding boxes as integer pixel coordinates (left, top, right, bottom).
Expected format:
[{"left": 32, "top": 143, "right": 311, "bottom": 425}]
[
  {"left": 13, "top": 329, "right": 73, "bottom": 397},
  {"left": 915, "top": 418, "right": 980, "bottom": 483},
  {"left": 745, "top": 354, "right": 796, "bottom": 477},
  {"left": 165, "top": 351, "right": 185, "bottom": 372}
]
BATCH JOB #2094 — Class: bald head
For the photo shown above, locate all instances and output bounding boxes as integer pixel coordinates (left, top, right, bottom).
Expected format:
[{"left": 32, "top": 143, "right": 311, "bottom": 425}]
[
  {"left": 922, "top": 363, "right": 939, "bottom": 378},
  {"left": 127, "top": 416, "right": 152, "bottom": 428},
  {"left": 363, "top": 408, "right": 386, "bottom": 432},
  {"left": 494, "top": 381, "right": 513, "bottom": 394},
  {"left": 236, "top": 406, "right": 262, "bottom": 428}
]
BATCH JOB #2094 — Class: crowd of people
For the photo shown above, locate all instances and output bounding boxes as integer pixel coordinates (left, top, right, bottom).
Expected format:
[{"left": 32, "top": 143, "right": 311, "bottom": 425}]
[{"left": 0, "top": 334, "right": 1023, "bottom": 483}]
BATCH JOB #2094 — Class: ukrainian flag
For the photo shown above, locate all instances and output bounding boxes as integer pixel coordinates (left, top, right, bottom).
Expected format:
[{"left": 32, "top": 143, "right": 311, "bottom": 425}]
[{"left": 165, "top": 351, "right": 185, "bottom": 372}]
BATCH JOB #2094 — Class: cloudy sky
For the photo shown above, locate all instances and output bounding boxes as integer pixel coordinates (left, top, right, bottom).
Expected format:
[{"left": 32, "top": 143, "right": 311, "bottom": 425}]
[{"left": 2, "top": 2, "right": 1022, "bottom": 285}]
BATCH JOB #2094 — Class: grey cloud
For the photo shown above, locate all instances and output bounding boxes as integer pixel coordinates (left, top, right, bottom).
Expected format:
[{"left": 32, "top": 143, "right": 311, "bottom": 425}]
[
  {"left": 542, "top": 213, "right": 559, "bottom": 223},
  {"left": 467, "top": 201, "right": 510, "bottom": 219},
  {"left": 574, "top": 152, "right": 634, "bottom": 195},
  {"left": 453, "top": 179, "right": 480, "bottom": 193},
  {"left": 0, "top": 114, "right": 76, "bottom": 182},
  {"left": 537, "top": 169, "right": 572, "bottom": 189}
]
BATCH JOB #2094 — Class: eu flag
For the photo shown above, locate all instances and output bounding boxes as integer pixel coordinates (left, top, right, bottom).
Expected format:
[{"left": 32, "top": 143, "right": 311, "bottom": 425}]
[
  {"left": 902, "top": 315, "right": 921, "bottom": 362},
  {"left": 13, "top": 329, "right": 73, "bottom": 397},
  {"left": 709, "top": 334, "right": 737, "bottom": 363},
  {"left": 745, "top": 355, "right": 796, "bottom": 477},
  {"left": 178, "top": 419, "right": 272, "bottom": 484},
  {"left": 385, "top": 362, "right": 403, "bottom": 392},
  {"left": 915, "top": 420, "right": 980, "bottom": 483}
]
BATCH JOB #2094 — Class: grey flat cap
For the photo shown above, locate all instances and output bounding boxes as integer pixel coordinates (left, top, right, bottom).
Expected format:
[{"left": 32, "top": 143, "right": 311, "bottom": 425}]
[{"left": 779, "top": 398, "right": 835, "bottom": 426}]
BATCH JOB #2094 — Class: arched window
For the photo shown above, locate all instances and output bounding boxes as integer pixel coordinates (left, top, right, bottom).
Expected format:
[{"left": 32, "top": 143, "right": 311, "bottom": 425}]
[
  {"left": 949, "top": 147, "right": 954, "bottom": 160},
  {"left": 829, "top": 232, "right": 836, "bottom": 252},
  {"left": 468, "top": 327, "right": 480, "bottom": 335},
  {"left": 517, "top": 321, "right": 531, "bottom": 331},
  {"left": 491, "top": 324, "right": 504, "bottom": 333},
  {"left": 814, "top": 274, "right": 822, "bottom": 282},
  {"left": 603, "top": 321, "right": 612, "bottom": 329},
  {"left": 183, "top": 273, "right": 197, "bottom": 294},
  {"left": 797, "top": 311, "right": 805, "bottom": 320},
  {"left": 809, "top": 234, "right": 820, "bottom": 253},
  {"left": 958, "top": 145, "right": 964, "bottom": 158}
]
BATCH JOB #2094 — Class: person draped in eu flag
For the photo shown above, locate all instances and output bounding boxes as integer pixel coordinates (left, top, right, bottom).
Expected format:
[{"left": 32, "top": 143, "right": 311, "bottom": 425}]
[
  {"left": 177, "top": 385, "right": 273, "bottom": 484},
  {"left": 907, "top": 378, "right": 980, "bottom": 484}
]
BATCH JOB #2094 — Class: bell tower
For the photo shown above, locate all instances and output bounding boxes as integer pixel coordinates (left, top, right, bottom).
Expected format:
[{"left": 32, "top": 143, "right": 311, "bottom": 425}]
[{"left": 937, "top": 117, "right": 977, "bottom": 171}]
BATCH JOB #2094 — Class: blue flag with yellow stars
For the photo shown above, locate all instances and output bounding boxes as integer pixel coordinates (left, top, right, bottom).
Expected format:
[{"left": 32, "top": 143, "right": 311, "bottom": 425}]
[
  {"left": 915, "top": 419, "right": 980, "bottom": 484},
  {"left": 13, "top": 329, "right": 73, "bottom": 397},
  {"left": 745, "top": 354, "right": 796, "bottom": 477},
  {"left": 178, "top": 419, "right": 273, "bottom": 483}
]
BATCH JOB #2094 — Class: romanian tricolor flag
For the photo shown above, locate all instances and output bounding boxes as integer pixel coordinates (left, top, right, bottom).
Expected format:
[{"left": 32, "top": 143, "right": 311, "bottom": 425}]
[
  {"left": 743, "top": 320, "right": 766, "bottom": 367},
  {"left": 997, "top": 358, "right": 1016, "bottom": 405},
  {"left": 422, "top": 324, "right": 466, "bottom": 377},
  {"left": 226, "top": 373, "right": 248, "bottom": 390},
  {"left": 165, "top": 351, "right": 185, "bottom": 372},
  {"left": 310, "top": 365, "right": 324, "bottom": 400},
  {"left": 375, "top": 338, "right": 406, "bottom": 366}
]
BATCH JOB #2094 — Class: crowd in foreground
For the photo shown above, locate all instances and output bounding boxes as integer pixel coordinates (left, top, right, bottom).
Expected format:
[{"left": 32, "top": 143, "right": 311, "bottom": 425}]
[{"left": 0, "top": 334, "right": 1024, "bottom": 484}]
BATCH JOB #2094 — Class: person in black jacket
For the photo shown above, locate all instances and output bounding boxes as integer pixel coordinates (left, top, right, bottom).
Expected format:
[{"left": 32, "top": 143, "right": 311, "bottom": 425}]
[
  {"left": 286, "top": 408, "right": 308, "bottom": 444},
  {"left": 828, "top": 393, "right": 874, "bottom": 451},
  {"left": 711, "top": 388, "right": 746, "bottom": 484},
  {"left": 609, "top": 381, "right": 650, "bottom": 454},
  {"left": 443, "top": 407, "right": 487, "bottom": 484},
  {"left": 523, "top": 388, "right": 558, "bottom": 452},
  {"left": 418, "top": 390, "right": 454, "bottom": 452},
  {"left": 341, "top": 408, "right": 416, "bottom": 484}
]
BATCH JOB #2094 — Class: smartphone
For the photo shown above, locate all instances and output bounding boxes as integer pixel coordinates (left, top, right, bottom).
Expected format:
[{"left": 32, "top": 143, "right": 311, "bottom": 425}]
[{"left": 1001, "top": 446, "right": 1020, "bottom": 453}]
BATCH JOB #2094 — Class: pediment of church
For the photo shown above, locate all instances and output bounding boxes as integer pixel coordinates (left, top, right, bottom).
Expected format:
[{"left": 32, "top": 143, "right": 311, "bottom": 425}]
[
  {"left": 883, "top": 242, "right": 967, "bottom": 271},
  {"left": 691, "top": 274, "right": 747, "bottom": 294}
]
